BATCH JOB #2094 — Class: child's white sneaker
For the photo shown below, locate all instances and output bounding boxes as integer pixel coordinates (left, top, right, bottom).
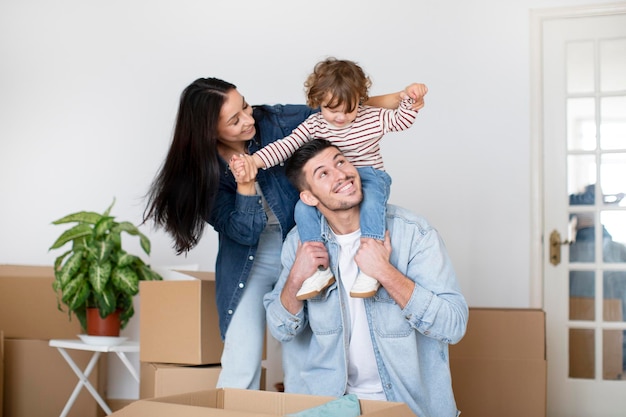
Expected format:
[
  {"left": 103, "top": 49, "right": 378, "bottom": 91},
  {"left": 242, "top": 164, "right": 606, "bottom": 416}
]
[
  {"left": 350, "top": 271, "right": 380, "bottom": 298},
  {"left": 296, "top": 267, "right": 335, "bottom": 301}
]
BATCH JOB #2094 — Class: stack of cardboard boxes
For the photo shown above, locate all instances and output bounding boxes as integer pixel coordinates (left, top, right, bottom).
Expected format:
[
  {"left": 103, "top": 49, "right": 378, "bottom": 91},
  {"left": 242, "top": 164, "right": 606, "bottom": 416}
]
[
  {"left": 124, "top": 307, "right": 547, "bottom": 417},
  {"left": 0, "top": 264, "right": 105, "bottom": 417},
  {"left": 138, "top": 269, "right": 229, "bottom": 399},
  {"left": 2, "top": 263, "right": 548, "bottom": 417}
]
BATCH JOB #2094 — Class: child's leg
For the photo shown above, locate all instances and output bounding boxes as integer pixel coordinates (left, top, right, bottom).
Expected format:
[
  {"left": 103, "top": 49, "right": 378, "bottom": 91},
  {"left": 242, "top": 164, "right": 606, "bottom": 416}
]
[
  {"left": 351, "top": 167, "right": 392, "bottom": 298},
  {"left": 357, "top": 167, "right": 391, "bottom": 241},
  {"left": 294, "top": 199, "right": 323, "bottom": 243},
  {"left": 294, "top": 199, "right": 334, "bottom": 301}
]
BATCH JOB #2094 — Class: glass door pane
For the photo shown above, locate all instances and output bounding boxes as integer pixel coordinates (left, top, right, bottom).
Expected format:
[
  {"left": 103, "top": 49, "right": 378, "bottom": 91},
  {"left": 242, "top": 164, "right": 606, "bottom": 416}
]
[{"left": 566, "top": 29, "right": 626, "bottom": 381}]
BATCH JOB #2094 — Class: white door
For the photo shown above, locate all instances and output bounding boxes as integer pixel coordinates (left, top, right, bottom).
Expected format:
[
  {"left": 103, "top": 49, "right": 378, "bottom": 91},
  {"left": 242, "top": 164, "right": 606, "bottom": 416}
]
[{"left": 541, "top": 7, "right": 626, "bottom": 417}]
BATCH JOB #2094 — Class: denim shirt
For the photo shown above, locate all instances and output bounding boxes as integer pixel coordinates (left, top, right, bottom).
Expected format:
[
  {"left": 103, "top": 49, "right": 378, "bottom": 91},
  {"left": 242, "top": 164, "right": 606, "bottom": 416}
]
[
  {"left": 208, "top": 104, "right": 315, "bottom": 339},
  {"left": 264, "top": 204, "right": 468, "bottom": 417}
]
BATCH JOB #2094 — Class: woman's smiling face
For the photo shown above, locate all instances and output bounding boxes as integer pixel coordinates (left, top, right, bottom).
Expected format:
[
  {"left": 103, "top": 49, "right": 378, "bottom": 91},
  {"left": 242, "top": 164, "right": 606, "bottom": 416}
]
[{"left": 217, "top": 88, "right": 256, "bottom": 145}]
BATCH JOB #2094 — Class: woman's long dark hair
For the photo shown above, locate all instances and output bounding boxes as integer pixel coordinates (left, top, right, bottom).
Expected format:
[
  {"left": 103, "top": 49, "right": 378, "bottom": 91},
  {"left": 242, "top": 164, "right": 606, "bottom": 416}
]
[{"left": 144, "top": 77, "right": 236, "bottom": 254}]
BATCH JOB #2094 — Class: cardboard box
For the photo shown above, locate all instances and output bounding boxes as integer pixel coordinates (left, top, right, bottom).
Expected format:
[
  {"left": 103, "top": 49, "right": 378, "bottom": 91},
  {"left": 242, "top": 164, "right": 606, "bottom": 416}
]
[
  {"left": 1, "top": 331, "right": 4, "bottom": 417},
  {"left": 0, "top": 264, "right": 82, "bottom": 339},
  {"left": 4, "top": 338, "right": 103, "bottom": 417},
  {"left": 107, "top": 399, "right": 134, "bottom": 414},
  {"left": 569, "top": 297, "right": 623, "bottom": 379},
  {"left": 139, "top": 269, "right": 223, "bottom": 365},
  {"left": 140, "top": 363, "right": 267, "bottom": 399},
  {"left": 111, "top": 388, "right": 417, "bottom": 417},
  {"left": 140, "top": 363, "right": 222, "bottom": 399},
  {"left": 449, "top": 308, "right": 547, "bottom": 417}
]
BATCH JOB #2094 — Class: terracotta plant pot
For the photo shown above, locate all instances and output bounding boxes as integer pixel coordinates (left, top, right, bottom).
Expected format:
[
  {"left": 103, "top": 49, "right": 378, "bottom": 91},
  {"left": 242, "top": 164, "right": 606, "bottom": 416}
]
[{"left": 86, "top": 308, "right": 121, "bottom": 336}]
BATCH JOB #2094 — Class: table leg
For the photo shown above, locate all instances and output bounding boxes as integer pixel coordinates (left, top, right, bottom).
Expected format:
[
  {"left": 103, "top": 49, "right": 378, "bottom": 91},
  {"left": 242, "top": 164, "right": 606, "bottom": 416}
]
[
  {"left": 114, "top": 351, "right": 140, "bottom": 383},
  {"left": 56, "top": 348, "right": 112, "bottom": 416}
]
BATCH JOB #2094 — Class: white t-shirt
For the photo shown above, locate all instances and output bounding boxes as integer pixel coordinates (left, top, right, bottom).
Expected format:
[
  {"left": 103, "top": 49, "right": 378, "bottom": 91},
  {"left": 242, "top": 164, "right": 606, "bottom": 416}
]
[{"left": 333, "top": 229, "right": 386, "bottom": 400}]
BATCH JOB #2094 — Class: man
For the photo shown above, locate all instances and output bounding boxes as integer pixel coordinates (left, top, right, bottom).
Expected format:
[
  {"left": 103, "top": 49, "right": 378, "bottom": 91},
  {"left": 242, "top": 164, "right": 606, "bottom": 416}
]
[{"left": 264, "top": 139, "right": 468, "bottom": 417}]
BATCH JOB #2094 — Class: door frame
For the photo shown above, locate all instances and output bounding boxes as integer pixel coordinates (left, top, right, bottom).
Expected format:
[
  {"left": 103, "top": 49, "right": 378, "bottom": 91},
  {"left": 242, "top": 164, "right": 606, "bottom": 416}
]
[{"left": 529, "top": 2, "right": 626, "bottom": 309}]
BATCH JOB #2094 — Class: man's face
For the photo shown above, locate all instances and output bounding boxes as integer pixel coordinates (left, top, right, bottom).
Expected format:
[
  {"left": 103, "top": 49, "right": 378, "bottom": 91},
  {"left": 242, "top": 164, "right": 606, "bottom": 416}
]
[{"left": 300, "top": 147, "right": 363, "bottom": 212}]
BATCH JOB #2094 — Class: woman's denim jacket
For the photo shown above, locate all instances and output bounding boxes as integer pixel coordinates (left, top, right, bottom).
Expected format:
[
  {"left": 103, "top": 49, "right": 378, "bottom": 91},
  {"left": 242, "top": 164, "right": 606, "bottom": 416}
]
[
  {"left": 264, "top": 204, "right": 469, "bottom": 417},
  {"left": 208, "top": 104, "right": 315, "bottom": 339}
]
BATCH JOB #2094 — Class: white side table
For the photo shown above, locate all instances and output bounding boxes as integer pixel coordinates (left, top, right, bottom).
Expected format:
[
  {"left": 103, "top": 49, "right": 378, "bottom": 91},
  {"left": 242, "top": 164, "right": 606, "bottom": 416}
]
[{"left": 49, "top": 338, "right": 140, "bottom": 417}]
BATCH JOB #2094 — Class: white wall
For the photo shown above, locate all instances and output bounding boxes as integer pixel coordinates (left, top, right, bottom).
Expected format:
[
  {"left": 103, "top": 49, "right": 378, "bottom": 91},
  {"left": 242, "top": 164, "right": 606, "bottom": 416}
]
[{"left": 0, "top": 0, "right": 613, "bottom": 400}]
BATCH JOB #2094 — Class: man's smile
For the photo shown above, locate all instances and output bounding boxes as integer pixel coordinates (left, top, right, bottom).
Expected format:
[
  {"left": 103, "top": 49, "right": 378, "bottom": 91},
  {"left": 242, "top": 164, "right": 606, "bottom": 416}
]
[{"left": 333, "top": 178, "right": 356, "bottom": 194}]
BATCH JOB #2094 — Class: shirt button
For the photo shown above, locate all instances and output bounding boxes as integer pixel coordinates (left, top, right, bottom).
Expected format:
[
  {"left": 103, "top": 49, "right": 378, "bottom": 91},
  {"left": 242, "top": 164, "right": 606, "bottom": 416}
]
[
  {"left": 249, "top": 255, "right": 254, "bottom": 261},
  {"left": 239, "top": 283, "right": 244, "bottom": 288},
  {"left": 228, "top": 309, "right": 234, "bottom": 315},
  {"left": 424, "top": 330, "right": 430, "bottom": 335}
]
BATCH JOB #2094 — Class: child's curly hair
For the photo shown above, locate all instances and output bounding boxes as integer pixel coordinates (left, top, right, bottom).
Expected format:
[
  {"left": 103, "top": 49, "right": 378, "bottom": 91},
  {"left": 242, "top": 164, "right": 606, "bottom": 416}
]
[{"left": 304, "top": 57, "right": 371, "bottom": 113}]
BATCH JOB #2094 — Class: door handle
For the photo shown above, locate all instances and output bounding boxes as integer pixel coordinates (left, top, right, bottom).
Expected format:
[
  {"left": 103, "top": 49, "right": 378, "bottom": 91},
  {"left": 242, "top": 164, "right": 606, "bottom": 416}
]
[{"left": 549, "top": 229, "right": 572, "bottom": 266}]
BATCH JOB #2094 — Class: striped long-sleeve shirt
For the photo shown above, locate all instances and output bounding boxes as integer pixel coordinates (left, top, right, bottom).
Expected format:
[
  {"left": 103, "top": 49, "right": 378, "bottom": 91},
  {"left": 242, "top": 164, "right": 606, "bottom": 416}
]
[{"left": 254, "top": 98, "right": 418, "bottom": 171}]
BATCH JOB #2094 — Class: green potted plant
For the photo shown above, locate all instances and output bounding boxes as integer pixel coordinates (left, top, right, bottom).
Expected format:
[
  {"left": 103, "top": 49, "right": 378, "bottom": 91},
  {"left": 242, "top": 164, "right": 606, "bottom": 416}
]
[{"left": 49, "top": 198, "right": 162, "bottom": 336}]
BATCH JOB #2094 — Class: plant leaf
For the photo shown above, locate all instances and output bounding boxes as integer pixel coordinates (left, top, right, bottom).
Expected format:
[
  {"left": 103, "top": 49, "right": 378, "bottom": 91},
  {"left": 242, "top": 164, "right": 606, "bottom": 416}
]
[
  {"left": 139, "top": 234, "right": 151, "bottom": 254},
  {"left": 63, "top": 277, "right": 90, "bottom": 311},
  {"left": 114, "top": 221, "right": 139, "bottom": 234},
  {"left": 94, "top": 285, "right": 116, "bottom": 317},
  {"left": 88, "top": 260, "right": 112, "bottom": 293},
  {"left": 118, "top": 294, "right": 134, "bottom": 329},
  {"left": 93, "top": 238, "right": 114, "bottom": 263},
  {"left": 53, "top": 250, "right": 72, "bottom": 272},
  {"left": 75, "top": 306, "right": 87, "bottom": 332},
  {"left": 116, "top": 252, "right": 137, "bottom": 268},
  {"left": 136, "top": 263, "right": 162, "bottom": 281},
  {"left": 103, "top": 197, "right": 116, "bottom": 217},
  {"left": 56, "top": 251, "right": 84, "bottom": 287},
  {"left": 52, "top": 211, "right": 102, "bottom": 225},
  {"left": 115, "top": 222, "right": 151, "bottom": 254},
  {"left": 49, "top": 224, "right": 93, "bottom": 250},
  {"left": 94, "top": 216, "right": 115, "bottom": 238},
  {"left": 111, "top": 266, "right": 139, "bottom": 295}
]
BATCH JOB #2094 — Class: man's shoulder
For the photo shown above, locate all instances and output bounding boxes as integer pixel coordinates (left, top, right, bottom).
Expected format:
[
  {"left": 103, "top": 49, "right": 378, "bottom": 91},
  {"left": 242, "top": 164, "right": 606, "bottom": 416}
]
[
  {"left": 386, "top": 203, "right": 420, "bottom": 220},
  {"left": 386, "top": 204, "right": 432, "bottom": 232}
]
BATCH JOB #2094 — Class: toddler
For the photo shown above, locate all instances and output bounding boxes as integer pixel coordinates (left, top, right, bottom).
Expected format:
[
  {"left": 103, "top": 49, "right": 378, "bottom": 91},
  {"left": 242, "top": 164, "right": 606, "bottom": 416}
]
[{"left": 231, "top": 57, "right": 427, "bottom": 300}]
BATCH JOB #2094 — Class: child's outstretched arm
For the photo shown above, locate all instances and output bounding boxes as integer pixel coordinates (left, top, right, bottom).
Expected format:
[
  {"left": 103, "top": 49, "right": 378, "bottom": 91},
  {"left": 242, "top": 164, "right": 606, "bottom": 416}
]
[
  {"left": 366, "top": 83, "right": 428, "bottom": 112},
  {"left": 233, "top": 153, "right": 264, "bottom": 171},
  {"left": 251, "top": 153, "right": 265, "bottom": 170},
  {"left": 253, "top": 120, "right": 316, "bottom": 170}
]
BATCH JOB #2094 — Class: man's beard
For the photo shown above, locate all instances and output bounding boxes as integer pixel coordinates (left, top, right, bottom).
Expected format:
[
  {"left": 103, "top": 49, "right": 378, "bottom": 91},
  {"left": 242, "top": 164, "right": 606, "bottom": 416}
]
[{"left": 316, "top": 193, "right": 363, "bottom": 212}]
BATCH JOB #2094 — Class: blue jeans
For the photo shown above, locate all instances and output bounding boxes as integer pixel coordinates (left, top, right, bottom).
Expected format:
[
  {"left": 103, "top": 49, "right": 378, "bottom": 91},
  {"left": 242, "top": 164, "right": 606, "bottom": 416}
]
[
  {"left": 216, "top": 223, "right": 282, "bottom": 389},
  {"left": 295, "top": 167, "right": 391, "bottom": 242}
]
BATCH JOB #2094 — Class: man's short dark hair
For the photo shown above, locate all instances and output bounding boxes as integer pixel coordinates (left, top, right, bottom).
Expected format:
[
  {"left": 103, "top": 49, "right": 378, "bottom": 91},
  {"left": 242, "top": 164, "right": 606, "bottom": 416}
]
[{"left": 285, "top": 139, "right": 337, "bottom": 191}]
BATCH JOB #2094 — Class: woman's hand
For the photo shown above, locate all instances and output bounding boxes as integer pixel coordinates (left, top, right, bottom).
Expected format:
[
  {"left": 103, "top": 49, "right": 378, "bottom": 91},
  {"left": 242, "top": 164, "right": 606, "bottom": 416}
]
[{"left": 229, "top": 154, "right": 258, "bottom": 195}]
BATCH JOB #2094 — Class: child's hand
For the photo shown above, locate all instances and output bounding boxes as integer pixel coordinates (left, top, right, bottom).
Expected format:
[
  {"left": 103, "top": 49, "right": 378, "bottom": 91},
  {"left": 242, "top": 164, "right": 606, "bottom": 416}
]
[
  {"left": 229, "top": 154, "right": 258, "bottom": 184},
  {"left": 401, "top": 83, "right": 428, "bottom": 111}
]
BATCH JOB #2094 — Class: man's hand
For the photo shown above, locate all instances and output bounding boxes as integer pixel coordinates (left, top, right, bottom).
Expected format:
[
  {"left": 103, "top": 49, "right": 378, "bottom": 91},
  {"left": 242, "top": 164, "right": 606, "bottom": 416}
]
[
  {"left": 356, "top": 232, "right": 414, "bottom": 309},
  {"left": 281, "top": 241, "right": 329, "bottom": 314},
  {"left": 355, "top": 234, "right": 392, "bottom": 279}
]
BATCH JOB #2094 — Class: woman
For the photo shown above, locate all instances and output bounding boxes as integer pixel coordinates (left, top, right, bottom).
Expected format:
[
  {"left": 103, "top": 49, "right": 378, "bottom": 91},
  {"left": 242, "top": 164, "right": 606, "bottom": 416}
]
[{"left": 143, "top": 77, "right": 425, "bottom": 389}]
